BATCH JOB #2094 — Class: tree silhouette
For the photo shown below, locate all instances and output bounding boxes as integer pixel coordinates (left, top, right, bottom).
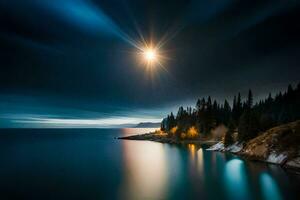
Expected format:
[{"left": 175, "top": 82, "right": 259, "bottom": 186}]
[
  {"left": 247, "top": 89, "right": 253, "bottom": 109},
  {"left": 161, "top": 83, "right": 300, "bottom": 142},
  {"left": 224, "top": 119, "right": 235, "bottom": 147}
]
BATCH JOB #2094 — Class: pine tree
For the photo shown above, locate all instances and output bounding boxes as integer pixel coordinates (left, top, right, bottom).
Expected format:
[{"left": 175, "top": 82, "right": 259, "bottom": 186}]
[
  {"left": 176, "top": 106, "right": 184, "bottom": 120},
  {"left": 200, "top": 98, "right": 206, "bottom": 111},
  {"left": 287, "top": 84, "right": 293, "bottom": 94},
  {"left": 169, "top": 112, "right": 176, "bottom": 129},
  {"left": 232, "top": 95, "right": 237, "bottom": 121},
  {"left": 223, "top": 100, "right": 231, "bottom": 125},
  {"left": 237, "top": 93, "right": 242, "bottom": 119},
  {"left": 205, "top": 96, "right": 215, "bottom": 134},
  {"left": 161, "top": 118, "right": 166, "bottom": 131},
  {"left": 196, "top": 99, "right": 201, "bottom": 112},
  {"left": 267, "top": 93, "right": 273, "bottom": 103},
  {"left": 207, "top": 96, "right": 212, "bottom": 109},
  {"left": 224, "top": 119, "right": 235, "bottom": 147},
  {"left": 247, "top": 89, "right": 253, "bottom": 109},
  {"left": 238, "top": 111, "right": 260, "bottom": 141}
]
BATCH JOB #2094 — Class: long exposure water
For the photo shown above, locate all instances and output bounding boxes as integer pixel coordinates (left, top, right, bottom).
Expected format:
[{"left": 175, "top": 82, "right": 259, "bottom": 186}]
[{"left": 0, "top": 128, "right": 299, "bottom": 200}]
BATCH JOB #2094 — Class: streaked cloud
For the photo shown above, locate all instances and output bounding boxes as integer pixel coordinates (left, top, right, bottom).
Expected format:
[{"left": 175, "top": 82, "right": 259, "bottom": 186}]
[
  {"left": 5, "top": 115, "right": 160, "bottom": 128},
  {"left": 0, "top": 94, "right": 164, "bottom": 128},
  {"left": 40, "top": 0, "right": 124, "bottom": 38}
]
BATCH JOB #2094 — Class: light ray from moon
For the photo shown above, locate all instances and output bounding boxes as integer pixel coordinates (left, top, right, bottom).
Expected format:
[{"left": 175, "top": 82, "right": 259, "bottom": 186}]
[
  {"left": 144, "top": 48, "right": 156, "bottom": 61},
  {"left": 136, "top": 41, "right": 169, "bottom": 71},
  {"left": 114, "top": 14, "right": 182, "bottom": 78}
]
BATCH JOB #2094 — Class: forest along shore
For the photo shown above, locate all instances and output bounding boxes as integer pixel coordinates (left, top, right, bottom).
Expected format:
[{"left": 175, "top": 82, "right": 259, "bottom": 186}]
[
  {"left": 119, "top": 84, "right": 300, "bottom": 172},
  {"left": 118, "top": 120, "right": 300, "bottom": 173}
]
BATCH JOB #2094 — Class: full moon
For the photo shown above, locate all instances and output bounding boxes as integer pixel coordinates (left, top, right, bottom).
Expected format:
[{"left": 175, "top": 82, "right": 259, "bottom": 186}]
[{"left": 144, "top": 48, "right": 157, "bottom": 62}]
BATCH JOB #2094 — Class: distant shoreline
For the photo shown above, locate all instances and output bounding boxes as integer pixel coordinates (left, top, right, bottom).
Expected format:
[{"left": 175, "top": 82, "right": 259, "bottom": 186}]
[{"left": 118, "top": 132, "right": 218, "bottom": 145}]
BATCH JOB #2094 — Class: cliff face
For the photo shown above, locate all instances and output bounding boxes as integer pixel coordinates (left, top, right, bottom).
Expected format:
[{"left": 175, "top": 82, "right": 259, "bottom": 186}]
[
  {"left": 241, "top": 120, "right": 300, "bottom": 165},
  {"left": 208, "top": 120, "right": 300, "bottom": 171}
]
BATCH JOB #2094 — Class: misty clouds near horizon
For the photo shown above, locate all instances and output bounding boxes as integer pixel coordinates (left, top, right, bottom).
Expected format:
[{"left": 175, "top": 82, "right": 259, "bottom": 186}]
[{"left": 0, "top": 0, "right": 299, "bottom": 127}]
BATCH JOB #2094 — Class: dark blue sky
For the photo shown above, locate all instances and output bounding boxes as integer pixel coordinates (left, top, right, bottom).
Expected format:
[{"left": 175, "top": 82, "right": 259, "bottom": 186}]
[{"left": 1, "top": 0, "right": 300, "bottom": 127}]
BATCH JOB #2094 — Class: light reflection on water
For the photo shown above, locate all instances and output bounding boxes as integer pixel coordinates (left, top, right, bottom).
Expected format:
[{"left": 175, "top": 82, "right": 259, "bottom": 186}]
[
  {"left": 1, "top": 129, "right": 298, "bottom": 200},
  {"left": 188, "top": 144, "right": 196, "bottom": 172},
  {"left": 188, "top": 144, "right": 204, "bottom": 177},
  {"left": 118, "top": 134, "right": 293, "bottom": 200},
  {"left": 224, "top": 159, "right": 251, "bottom": 200},
  {"left": 118, "top": 130, "right": 298, "bottom": 200},
  {"left": 120, "top": 140, "right": 168, "bottom": 200},
  {"left": 197, "top": 148, "right": 204, "bottom": 174},
  {"left": 260, "top": 172, "right": 282, "bottom": 200}
]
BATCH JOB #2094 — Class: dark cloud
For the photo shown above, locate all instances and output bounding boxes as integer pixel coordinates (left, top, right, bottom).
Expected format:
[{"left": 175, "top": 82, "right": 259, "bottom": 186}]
[{"left": 0, "top": 0, "right": 299, "bottom": 127}]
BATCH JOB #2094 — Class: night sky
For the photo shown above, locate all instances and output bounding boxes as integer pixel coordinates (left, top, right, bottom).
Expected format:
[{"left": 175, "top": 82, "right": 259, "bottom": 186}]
[{"left": 1, "top": 0, "right": 300, "bottom": 127}]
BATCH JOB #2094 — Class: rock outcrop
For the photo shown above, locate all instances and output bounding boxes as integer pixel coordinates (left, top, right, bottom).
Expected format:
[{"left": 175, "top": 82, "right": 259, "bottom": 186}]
[{"left": 207, "top": 120, "right": 300, "bottom": 171}]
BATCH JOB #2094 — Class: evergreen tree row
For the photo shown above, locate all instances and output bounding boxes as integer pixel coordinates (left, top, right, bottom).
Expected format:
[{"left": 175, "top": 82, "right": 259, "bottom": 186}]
[{"left": 161, "top": 83, "right": 300, "bottom": 143}]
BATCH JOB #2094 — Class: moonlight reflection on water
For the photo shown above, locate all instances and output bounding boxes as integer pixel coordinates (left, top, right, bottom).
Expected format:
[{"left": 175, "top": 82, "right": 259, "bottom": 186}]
[
  {"left": 0, "top": 129, "right": 298, "bottom": 200},
  {"left": 120, "top": 140, "right": 168, "bottom": 199}
]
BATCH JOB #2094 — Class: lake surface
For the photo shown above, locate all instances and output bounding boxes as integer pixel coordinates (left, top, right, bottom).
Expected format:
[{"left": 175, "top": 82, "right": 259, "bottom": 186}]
[{"left": 0, "top": 128, "right": 300, "bottom": 200}]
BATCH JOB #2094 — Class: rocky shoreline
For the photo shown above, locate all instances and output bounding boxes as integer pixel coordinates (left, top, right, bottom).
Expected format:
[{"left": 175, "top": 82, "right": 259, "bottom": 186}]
[
  {"left": 207, "top": 142, "right": 300, "bottom": 174},
  {"left": 206, "top": 120, "right": 300, "bottom": 173},
  {"left": 118, "top": 133, "right": 218, "bottom": 145},
  {"left": 119, "top": 120, "right": 300, "bottom": 173}
]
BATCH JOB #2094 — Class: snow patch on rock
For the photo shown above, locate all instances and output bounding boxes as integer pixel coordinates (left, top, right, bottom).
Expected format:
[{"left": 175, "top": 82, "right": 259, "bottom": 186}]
[
  {"left": 267, "top": 152, "right": 287, "bottom": 164},
  {"left": 226, "top": 142, "right": 243, "bottom": 153},
  {"left": 285, "top": 157, "right": 300, "bottom": 169},
  {"left": 206, "top": 142, "right": 243, "bottom": 153},
  {"left": 206, "top": 142, "right": 224, "bottom": 151}
]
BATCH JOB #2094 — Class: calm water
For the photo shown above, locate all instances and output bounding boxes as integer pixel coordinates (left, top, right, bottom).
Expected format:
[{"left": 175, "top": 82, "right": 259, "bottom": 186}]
[{"left": 0, "top": 128, "right": 299, "bottom": 200}]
